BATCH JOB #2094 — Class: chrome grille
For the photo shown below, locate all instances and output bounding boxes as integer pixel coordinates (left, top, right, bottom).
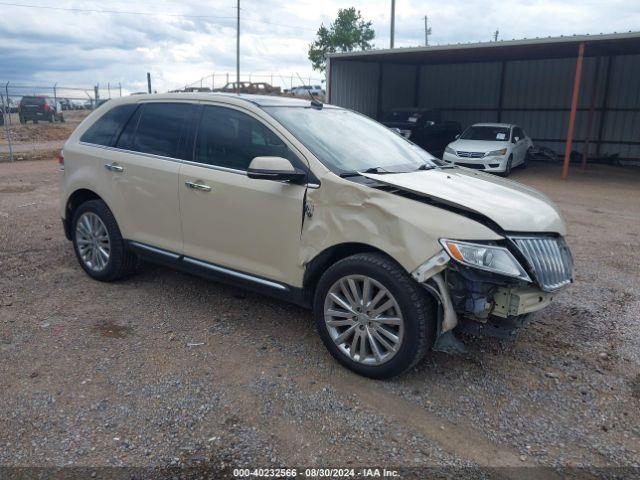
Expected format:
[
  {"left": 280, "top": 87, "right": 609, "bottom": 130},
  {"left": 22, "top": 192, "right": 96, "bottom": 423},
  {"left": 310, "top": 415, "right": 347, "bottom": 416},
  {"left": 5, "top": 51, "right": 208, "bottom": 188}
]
[
  {"left": 456, "top": 151, "right": 484, "bottom": 158},
  {"left": 511, "top": 236, "right": 573, "bottom": 291}
]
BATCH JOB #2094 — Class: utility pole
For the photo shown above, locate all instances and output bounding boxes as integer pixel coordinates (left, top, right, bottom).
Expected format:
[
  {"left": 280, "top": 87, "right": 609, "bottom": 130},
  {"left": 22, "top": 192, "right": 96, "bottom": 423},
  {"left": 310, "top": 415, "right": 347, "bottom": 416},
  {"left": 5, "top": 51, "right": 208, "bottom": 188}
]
[
  {"left": 147, "top": 72, "right": 151, "bottom": 94},
  {"left": 236, "top": 0, "right": 240, "bottom": 94},
  {"left": 424, "top": 15, "right": 432, "bottom": 46},
  {"left": 390, "top": 0, "right": 395, "bottom": 48},
  {"left": 493, "top": 29, "right": 499, "bottom": 42}
]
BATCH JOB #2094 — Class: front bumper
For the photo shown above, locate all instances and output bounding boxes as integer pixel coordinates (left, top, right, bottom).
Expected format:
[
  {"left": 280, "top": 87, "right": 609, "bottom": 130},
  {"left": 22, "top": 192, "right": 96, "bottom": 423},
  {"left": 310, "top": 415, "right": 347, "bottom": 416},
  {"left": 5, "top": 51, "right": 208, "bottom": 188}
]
[
  {"left": 442, "top": 152, "right": 508, "bottom": 172},
  {"left": 413, "top": 237, "right": 572, "bottom": 339}
]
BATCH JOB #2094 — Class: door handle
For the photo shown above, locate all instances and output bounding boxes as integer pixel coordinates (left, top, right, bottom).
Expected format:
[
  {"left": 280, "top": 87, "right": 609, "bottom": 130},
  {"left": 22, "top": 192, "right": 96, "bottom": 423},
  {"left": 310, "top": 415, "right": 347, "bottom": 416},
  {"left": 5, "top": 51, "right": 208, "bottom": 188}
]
[
  {"left": 185, "top": 181, "right": 212, "bottom": 192},
  {"left": 104, "top": 163, "right": 124, "bottom": 173}
]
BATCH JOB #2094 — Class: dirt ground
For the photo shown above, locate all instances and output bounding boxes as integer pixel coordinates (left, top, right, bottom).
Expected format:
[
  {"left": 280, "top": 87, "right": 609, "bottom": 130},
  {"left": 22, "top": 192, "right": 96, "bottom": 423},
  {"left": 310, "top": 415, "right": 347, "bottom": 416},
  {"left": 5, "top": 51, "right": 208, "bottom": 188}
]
[{"left": 1, "top": 128, "right": 640, "bottom": 477}]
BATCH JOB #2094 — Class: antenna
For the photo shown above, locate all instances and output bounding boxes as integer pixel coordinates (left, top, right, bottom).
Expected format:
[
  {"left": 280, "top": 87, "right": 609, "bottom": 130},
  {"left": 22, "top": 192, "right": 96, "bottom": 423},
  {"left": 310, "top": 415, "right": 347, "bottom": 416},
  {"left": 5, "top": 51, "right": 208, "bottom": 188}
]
[{"left": 424, "top": 16, "right": 432, "bottom": 46}]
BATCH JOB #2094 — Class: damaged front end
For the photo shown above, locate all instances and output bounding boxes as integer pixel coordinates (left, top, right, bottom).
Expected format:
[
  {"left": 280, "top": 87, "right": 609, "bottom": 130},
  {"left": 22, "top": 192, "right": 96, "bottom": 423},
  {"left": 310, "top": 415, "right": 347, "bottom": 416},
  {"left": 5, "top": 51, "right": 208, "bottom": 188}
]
[{"left": 412, "top": 235, "right": 573, "bottom": 349}]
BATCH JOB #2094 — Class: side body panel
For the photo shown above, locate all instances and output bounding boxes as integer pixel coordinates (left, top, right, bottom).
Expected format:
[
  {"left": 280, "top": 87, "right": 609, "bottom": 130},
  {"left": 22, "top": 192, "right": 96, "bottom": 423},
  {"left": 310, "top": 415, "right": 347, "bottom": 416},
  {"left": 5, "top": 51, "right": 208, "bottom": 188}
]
[
  {"left": 301, "top": 172, "right": 503, "bottom": 276},
  {"left": 62, "top": 143, "right": 183, "bottom": 253},
  {"left": 179, "top": 163, "right": 307, "bottom": 285}
]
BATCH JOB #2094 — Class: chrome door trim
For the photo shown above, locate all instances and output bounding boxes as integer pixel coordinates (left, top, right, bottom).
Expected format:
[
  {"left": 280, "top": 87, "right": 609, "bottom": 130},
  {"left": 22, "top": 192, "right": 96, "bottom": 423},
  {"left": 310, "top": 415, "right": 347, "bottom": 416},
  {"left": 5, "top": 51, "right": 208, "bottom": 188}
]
[
  {"left": 183, "top": 257, "right": 288, "bottom": 291},
  {"left": 181, "top": 159, "right": 246, "bottom": 176},
  {"left": 80, "top": 142, "right": 183, "bottom": 164},
  {"left": 129, "top": 241, "right": 181, "bottom": 260}
]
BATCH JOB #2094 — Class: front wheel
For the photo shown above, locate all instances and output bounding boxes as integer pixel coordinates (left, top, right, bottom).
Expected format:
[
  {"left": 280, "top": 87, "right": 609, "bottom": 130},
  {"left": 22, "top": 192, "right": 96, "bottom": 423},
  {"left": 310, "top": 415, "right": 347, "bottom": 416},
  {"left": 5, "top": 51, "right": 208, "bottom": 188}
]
[
  {"left": 501, "top": 155, "right": 513, "bottom": 177},
  {"left": 71, "top": 200, "right": 137, "bottom": 281},
  {"left": 313, "top": 253, "right": 435, "bottom": 379}
]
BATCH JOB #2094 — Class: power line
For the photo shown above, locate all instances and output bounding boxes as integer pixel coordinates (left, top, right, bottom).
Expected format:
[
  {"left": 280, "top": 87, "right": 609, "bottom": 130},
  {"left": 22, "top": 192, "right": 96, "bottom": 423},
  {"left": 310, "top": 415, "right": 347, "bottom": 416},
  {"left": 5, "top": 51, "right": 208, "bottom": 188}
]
[{"left": 0, "top": 1, "right": 315, "bottom": 31}]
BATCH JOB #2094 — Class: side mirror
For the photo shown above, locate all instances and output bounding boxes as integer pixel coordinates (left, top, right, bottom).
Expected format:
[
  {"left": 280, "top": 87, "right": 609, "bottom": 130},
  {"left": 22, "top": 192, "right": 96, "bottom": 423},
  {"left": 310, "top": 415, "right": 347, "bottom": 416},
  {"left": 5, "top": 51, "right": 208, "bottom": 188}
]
[
  {"left": 247, "top": 156, "right": 306, "bottom": 183},
  {"left": 513, "top": 136, "right": 520, "bottom": 143}
]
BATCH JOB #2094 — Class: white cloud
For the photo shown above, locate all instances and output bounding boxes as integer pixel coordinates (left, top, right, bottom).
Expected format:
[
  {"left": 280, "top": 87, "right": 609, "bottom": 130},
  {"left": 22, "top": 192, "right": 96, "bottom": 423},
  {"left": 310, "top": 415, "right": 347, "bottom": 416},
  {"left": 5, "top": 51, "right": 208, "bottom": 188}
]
[{"left": 0, "top": 0, "right": 638, "bottom": 93}]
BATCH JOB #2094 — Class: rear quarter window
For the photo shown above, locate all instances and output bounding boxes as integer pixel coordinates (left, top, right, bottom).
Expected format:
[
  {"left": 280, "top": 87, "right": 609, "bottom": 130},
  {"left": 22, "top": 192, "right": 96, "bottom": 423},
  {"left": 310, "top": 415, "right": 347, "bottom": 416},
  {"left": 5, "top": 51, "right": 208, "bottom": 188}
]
[{"left": 80, "top": 104, "right": 138, "bottom": 147}]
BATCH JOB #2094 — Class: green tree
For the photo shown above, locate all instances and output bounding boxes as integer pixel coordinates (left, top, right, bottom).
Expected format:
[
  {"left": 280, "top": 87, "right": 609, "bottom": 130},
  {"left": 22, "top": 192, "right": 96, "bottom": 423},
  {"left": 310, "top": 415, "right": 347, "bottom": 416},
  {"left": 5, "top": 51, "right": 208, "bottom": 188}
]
[{"left": 308, "top": 8, "right": 375, "bottom": 72}]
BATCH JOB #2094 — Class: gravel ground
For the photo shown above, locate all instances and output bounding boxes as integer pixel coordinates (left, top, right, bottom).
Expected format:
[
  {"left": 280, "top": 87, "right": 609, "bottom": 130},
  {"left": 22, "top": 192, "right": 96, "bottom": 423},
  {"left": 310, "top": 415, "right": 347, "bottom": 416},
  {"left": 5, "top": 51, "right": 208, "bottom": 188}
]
[{"left": 1, "top": 158, "right": 639, "bottom": 479}]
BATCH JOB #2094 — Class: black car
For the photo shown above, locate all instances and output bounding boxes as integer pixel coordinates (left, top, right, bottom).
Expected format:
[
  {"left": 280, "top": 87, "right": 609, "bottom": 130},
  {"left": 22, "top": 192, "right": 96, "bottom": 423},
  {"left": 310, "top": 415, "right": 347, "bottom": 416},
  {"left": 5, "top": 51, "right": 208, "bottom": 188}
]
[
  {"left": 19, "top": 96, "right": 65, "bottom": 124},
  {"left": 380, "top": 109, "right": 461, "bottom": 158}
]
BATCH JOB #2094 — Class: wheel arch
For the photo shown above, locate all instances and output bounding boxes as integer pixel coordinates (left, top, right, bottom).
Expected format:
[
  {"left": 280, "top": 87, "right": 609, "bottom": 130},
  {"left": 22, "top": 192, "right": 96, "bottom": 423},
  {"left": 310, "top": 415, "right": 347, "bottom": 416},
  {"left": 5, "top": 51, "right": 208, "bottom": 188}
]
[
  {"left": 303, "top": 242, "right": 401, "bottom": 302},
  {"left": 63, "top": 189, "right": 105, "bottom": 240}
]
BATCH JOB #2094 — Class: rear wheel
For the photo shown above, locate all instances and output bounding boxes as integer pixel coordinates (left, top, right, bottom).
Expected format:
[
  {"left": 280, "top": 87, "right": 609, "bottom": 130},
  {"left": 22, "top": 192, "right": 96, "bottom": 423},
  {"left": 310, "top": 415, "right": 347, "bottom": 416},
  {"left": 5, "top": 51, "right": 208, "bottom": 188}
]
[
  {"left": 314, "top": 253, "right": 435, "bottom": 379},
  {"left": 522, "top": 148, "right": 532, "bottom": 168},
  {"left": 71, "top": 200, "right": 137, "bottom": 281}
]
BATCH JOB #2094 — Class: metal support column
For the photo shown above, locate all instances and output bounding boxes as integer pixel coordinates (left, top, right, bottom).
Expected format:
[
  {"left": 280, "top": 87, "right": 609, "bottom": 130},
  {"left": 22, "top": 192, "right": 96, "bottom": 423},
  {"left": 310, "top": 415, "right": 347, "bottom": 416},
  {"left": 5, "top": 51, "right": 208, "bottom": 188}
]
[
  {"left": 581, "top": 54, "right": 601, "bottom": 169},
  {"left": 562, "top": 42, "right": 585, "bottom": 180},
  {"left": 496, "top": 61, "right": 506, "bottom": 123},
  {"left": 413, "top": 65, "right": 421, "bottom": 107},
  {"left": 595, "top": 56, "right": 614, "bottom": 158},
  {"left": 376, "top": 64, "right": 384, "bottom": 120}
]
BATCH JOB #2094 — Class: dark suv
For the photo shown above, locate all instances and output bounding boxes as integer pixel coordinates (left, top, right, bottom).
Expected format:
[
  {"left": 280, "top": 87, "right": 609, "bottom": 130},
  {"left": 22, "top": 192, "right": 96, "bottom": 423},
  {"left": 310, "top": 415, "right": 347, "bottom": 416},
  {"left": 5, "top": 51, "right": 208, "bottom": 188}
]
[
  {"left": 19, "top": 96, "right": 65, "bottom": 124},
  {"left": 380, "top": 109, "right": 461, "bottom": 158}
]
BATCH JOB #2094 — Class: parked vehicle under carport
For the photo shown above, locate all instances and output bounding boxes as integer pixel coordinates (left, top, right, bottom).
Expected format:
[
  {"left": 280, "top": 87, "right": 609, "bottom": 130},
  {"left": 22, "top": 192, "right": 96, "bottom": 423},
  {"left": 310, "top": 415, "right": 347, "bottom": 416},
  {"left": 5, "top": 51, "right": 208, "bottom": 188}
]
[{"left": 380, "top": 109, "right": 461, "bottom": 158}]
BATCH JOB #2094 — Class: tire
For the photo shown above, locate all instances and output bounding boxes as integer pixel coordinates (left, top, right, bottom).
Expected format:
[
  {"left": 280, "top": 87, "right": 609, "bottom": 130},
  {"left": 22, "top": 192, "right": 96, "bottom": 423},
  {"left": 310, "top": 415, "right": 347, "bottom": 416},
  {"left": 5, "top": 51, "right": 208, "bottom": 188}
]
[
  {"left": 71, "top": 199, "right": 137, "bottom": 282},
  {"left": 522, "top": 148, "right": 532, "bottom": 168},
  {"left": 501, "top": 155, "right": 513, "bottom": 177},
  {"left": 313, "top": 253, "right": 435, "bottom": 379}
]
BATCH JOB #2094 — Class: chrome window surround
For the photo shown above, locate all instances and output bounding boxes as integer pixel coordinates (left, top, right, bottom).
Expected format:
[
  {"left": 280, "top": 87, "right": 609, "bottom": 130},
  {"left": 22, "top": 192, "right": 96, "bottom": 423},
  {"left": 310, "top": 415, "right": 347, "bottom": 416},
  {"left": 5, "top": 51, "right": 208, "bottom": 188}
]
[{"left": 509, "top": 235, "right": 573, "bottom": 292}]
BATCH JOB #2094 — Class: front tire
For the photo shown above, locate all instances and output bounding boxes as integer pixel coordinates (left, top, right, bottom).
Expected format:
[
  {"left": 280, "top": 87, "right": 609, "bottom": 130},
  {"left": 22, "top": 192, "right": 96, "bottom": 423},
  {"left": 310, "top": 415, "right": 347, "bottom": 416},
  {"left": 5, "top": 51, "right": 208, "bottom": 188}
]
[
  {"left": 501, "top": 155, "right": 513, "bottom": 177},
  {"left": 313, "top": 253, "right": 435, "bottom": 379},
  {"left": 71, "top": 200, "right": 137, "bottom": 282}
]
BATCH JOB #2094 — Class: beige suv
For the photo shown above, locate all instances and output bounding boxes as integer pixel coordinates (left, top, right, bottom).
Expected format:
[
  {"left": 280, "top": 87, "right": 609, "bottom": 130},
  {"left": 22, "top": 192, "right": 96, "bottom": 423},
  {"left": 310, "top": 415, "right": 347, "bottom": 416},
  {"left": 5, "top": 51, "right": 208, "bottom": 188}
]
[{"left": 59, "top": 93, "right": 573, "bottom": 378}]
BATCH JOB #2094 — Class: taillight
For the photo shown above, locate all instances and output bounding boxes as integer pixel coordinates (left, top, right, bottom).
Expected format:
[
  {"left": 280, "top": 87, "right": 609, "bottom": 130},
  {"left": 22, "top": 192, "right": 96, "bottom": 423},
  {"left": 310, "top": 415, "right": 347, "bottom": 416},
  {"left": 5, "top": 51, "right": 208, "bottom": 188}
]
[
  {"left": 44, "top": 102, "right": 50, "bottom": 111},
  {"left": 57, "top": 150, "right": 64, "bottom": 169}
]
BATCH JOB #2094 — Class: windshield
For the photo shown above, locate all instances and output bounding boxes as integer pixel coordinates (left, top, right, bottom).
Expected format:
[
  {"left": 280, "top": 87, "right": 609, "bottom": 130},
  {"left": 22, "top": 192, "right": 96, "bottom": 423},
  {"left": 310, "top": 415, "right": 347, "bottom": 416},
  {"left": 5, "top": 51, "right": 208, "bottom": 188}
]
[
  {"left": 460, "top": 125, "right": 510, "bottom": 141},
  {"left": 265, "top": 107, "right": 442, "bottom": 174}
]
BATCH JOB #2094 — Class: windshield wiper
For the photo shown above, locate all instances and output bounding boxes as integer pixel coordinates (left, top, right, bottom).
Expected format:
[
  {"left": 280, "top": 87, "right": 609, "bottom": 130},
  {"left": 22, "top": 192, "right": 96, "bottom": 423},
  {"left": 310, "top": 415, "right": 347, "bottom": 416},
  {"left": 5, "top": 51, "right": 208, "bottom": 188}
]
[
  {"left": 339, "top": 166, "right": 393, "bottom": 178},
  {"left": 416, "top": 163, "right": 436, "bottom": 171}
]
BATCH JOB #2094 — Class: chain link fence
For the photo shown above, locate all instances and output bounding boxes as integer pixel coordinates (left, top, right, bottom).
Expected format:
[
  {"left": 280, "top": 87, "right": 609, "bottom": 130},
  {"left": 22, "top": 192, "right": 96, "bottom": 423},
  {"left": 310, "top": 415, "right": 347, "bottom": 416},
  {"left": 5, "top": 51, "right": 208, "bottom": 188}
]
[
  {"left": 182, "top": 72, "right": 325, "bottom": 92},
  {"left": 0, "top": 82, "right": 122, "bottom": 161}
]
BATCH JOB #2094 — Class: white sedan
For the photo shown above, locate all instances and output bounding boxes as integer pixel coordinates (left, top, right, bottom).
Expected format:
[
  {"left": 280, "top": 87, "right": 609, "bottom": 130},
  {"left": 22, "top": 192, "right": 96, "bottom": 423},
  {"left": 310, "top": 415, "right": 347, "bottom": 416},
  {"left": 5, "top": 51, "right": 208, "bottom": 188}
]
[{"left": 442, "top": 123, "right": 533, "bottom": 176}]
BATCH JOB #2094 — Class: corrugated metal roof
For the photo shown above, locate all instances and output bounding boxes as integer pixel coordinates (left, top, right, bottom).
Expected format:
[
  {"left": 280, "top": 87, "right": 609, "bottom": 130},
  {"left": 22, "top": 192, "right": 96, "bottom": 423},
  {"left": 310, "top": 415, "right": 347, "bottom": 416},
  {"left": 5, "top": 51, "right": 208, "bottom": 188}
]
[{"left": 328, "top": 31, "right": 640, "bottom": 63}]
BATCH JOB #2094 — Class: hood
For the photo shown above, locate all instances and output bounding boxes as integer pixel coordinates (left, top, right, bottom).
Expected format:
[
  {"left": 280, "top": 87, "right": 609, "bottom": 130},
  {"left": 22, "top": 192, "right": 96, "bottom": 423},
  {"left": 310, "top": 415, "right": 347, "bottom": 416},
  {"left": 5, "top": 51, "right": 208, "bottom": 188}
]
[
  {"left": 362, "top": 168, "right": 566, "bottom": 235},
  {"left": 448, "top": 139, "right": 509, "bottom": 153}
]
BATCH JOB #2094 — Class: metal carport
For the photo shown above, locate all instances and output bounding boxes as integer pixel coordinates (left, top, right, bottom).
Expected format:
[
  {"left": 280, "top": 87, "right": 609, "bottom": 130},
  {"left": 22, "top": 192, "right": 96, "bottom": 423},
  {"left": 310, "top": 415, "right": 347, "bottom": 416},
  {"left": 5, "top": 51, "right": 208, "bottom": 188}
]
[{"left": 326, "top": 32, "right": 640, "bottom": 178}]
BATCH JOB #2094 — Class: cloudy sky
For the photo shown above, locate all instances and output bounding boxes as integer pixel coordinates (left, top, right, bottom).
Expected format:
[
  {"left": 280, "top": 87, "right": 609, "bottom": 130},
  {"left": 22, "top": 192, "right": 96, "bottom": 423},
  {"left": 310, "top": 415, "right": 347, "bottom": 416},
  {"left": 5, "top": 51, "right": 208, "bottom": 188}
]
[{"left": 1, "top": 0, "right": 639, "bottom": 94}]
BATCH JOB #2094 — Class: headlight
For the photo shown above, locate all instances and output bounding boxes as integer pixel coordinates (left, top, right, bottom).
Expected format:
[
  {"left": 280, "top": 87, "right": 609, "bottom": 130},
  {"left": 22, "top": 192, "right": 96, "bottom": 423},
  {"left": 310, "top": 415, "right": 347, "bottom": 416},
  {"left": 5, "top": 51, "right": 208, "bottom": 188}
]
[
  {"left": 444, "top": 146, "right": 456, "bottom": 155},
  {"left": 440, "top": 239, "right": 531, "bottom": 281},
  {"left": 484, "top": 148, "right": 507, "bottom": 157}
]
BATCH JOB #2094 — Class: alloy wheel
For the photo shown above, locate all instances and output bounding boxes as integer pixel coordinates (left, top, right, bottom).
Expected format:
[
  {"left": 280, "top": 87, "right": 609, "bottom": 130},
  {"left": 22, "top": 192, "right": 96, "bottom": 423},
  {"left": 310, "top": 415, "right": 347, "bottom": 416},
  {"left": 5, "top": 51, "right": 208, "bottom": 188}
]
[
  {"left": 323, "top": 274, "right": 404, "bottom": 366},
  {"left": 75, "top": 212, "right": 111, "bottom": 272}
]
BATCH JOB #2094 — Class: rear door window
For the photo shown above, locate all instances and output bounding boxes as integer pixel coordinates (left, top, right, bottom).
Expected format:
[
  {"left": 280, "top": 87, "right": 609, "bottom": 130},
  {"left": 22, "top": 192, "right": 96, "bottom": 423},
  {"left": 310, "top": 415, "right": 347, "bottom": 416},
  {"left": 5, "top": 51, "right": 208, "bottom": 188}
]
[
  {"left": 118, "top": 103, "right": 195, "bottom": 159},
  {"left": 80, "top": 104, "right": 138, "bottom": 147},
  {"left": 193, "top": 106, "right": 301, "bottom": 171}
]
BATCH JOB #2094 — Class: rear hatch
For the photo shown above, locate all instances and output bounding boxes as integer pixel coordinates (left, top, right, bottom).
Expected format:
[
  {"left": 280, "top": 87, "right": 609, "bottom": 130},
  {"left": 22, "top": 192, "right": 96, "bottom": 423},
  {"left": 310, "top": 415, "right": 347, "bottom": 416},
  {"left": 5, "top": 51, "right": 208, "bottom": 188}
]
[{"left": 20, "top": 96, "right": 46, "bottom": 113}]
